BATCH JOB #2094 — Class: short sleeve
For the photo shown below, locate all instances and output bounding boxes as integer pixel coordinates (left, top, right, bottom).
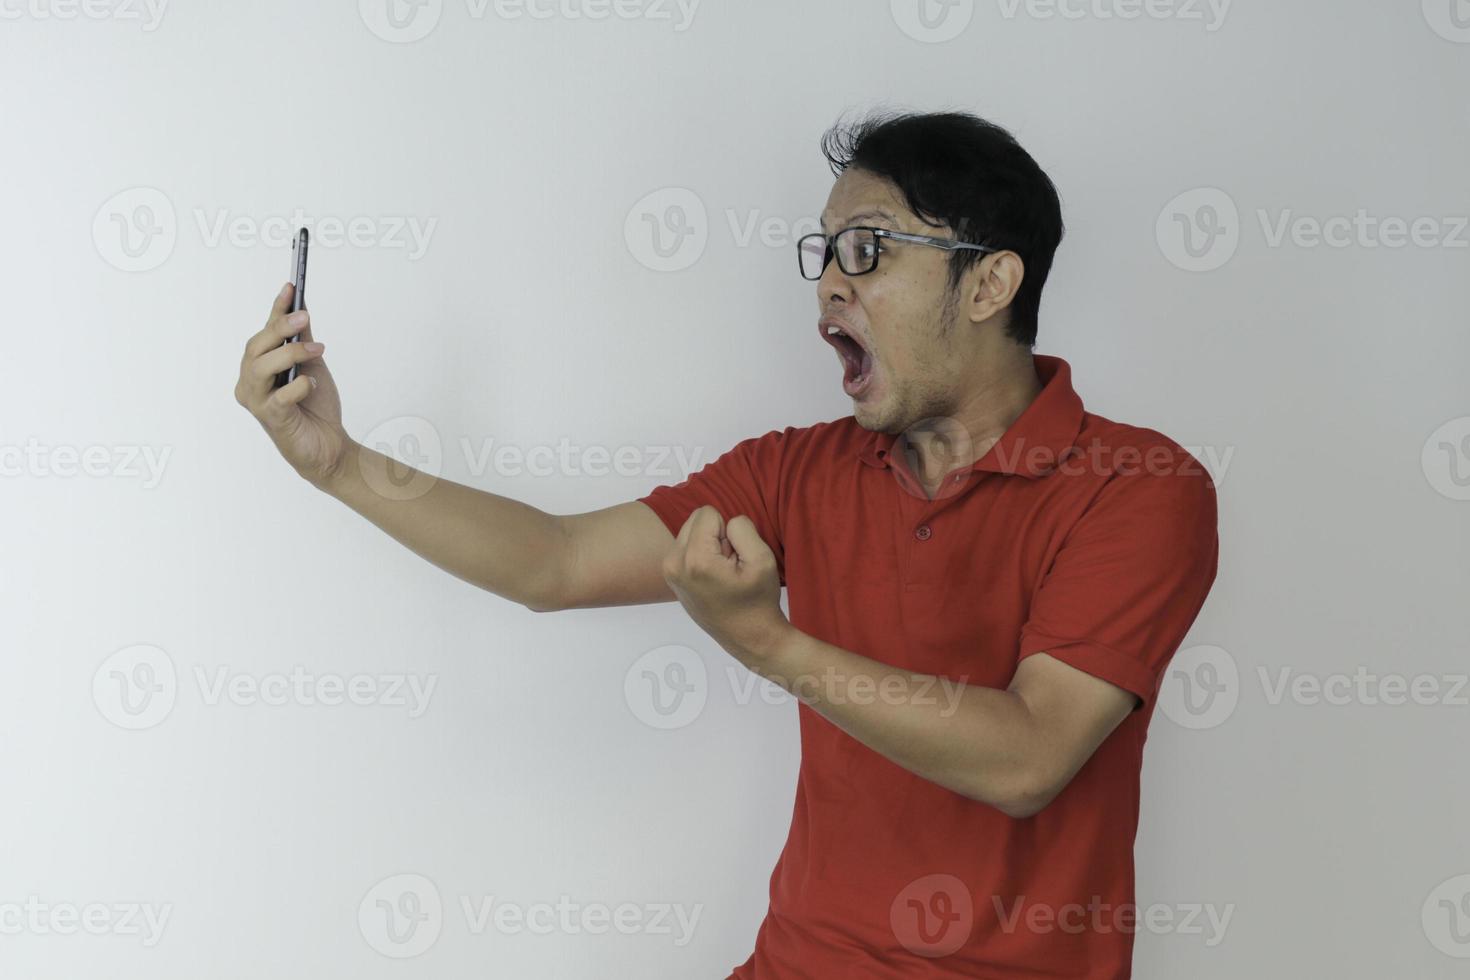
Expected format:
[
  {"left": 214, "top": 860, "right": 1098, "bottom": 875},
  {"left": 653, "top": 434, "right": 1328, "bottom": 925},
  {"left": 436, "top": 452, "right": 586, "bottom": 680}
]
[
  {"left": 1017, "top": 462, "right": 1219, "bottom": 713},
  {"left": 637, "top": 428, "right": 791, "bottom": 586}
]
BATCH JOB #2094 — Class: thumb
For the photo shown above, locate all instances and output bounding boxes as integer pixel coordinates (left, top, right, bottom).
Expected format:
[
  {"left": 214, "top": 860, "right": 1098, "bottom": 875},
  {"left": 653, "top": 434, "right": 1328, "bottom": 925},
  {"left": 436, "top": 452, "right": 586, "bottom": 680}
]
[{"left": 678, "top": 505, "right": 723, "bottom": 548}]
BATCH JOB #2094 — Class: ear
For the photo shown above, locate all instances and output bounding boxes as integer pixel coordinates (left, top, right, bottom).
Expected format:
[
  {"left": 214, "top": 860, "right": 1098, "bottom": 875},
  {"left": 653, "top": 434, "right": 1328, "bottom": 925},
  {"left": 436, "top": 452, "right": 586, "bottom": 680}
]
[{"left": 962, "top": 250, "right": 1026, "bottom": 327}]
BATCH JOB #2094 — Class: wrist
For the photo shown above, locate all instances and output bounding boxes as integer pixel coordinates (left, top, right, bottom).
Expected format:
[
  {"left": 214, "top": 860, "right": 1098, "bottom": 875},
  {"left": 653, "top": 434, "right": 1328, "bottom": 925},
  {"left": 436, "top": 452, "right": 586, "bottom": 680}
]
[
  {"left": 310, "top": 438, "right": 361, "bottom": 498},
  {"left": 743, "top": 617, "right": 802, "bottom": 677}
]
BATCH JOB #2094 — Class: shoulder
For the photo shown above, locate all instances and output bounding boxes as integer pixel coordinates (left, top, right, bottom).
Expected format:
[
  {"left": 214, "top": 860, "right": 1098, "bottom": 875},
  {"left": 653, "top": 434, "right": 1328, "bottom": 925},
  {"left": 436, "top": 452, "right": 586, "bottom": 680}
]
[
  {"left": 1060, "top": 412, "right": 1217, "bottom": 533},
  {"left": 1071, "top": 411, "right": 1215, "bottom": 489}
]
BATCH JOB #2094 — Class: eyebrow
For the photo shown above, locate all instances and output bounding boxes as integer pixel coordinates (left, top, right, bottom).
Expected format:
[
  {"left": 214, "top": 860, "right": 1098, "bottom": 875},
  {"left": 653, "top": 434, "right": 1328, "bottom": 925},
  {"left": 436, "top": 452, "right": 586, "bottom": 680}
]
[{"left": 819, "top": 208, "right": 899, "bottom": 234}]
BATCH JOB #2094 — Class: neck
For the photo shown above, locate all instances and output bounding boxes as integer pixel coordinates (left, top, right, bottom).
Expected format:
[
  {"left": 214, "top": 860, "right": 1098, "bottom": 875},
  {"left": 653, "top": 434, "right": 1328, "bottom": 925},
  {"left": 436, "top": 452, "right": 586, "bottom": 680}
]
[{"left": 903, "top": 350, "right": 1043, "bottom": 487}]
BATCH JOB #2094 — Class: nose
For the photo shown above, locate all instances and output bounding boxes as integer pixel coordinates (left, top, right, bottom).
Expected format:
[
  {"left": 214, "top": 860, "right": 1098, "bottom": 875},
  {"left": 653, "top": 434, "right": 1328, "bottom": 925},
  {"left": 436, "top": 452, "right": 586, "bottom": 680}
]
[{"left": 817, "top": 249, "right": 853, "bottom": 303}]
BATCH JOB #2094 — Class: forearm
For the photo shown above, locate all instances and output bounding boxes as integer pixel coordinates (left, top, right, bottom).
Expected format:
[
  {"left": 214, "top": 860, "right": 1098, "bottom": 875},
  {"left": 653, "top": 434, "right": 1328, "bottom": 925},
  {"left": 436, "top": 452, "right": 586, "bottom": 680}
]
[
  {"left": 314, "top": 439, "right": 569, "bottom": 611},
  {"left": 754, "top": 626, "right": 1051, "bottom": 817}
]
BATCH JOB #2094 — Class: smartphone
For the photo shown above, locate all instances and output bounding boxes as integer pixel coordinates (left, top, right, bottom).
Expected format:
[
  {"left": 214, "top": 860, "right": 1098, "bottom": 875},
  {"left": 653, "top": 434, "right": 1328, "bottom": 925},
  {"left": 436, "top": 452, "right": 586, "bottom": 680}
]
[{"left": 273, "top": 227, "right": 310, "bottom": 389}]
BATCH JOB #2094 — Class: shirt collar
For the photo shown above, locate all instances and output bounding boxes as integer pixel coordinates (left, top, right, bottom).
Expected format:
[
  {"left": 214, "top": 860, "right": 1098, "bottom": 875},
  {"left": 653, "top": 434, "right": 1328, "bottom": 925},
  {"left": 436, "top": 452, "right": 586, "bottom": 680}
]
[{"left": 857, "top": 354, "right": 1086, "bottom": 479}]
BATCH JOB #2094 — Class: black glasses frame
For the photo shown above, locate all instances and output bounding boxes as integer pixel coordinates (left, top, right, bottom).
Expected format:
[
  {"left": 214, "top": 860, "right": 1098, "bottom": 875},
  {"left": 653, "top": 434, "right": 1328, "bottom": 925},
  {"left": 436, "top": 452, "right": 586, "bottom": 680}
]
[{"left": 797, "top": 226, "right": 998, "bottom": 281}]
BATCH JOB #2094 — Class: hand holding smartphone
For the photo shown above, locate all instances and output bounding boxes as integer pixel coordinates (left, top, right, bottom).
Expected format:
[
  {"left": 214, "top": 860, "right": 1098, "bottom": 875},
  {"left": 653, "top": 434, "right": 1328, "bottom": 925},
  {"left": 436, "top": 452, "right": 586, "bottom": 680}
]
[{"left": 273, "top": 227, "right": 310, "bottom": 389}]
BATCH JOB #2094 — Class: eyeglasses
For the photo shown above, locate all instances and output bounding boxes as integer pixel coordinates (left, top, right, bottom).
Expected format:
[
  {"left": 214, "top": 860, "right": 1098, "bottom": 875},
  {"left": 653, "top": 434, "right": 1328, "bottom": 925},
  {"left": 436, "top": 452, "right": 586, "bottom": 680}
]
[{"left": 797, "top": 226, "right": 997, "bottom": 281}]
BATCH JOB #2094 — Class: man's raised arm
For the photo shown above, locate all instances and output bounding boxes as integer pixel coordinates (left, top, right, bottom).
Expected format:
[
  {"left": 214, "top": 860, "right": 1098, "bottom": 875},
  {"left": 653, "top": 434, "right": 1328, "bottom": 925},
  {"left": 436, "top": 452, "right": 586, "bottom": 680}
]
[{"left": 234, "top": 282, "right": 677, "bottom": 612}]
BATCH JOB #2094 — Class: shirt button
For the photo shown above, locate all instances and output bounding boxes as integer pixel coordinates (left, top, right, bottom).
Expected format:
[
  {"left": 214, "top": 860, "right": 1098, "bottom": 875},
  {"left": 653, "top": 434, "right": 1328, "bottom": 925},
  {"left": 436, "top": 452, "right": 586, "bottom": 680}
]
[{"left": 915, "top": 524, "right": 932, "bottom": 541}]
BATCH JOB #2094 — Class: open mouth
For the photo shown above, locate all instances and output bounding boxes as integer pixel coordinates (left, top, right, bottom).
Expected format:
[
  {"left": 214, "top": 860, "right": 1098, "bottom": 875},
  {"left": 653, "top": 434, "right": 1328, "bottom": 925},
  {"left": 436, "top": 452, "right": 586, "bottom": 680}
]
[{"left": 819, "top": 318, "right": 875, "bottom": 397}]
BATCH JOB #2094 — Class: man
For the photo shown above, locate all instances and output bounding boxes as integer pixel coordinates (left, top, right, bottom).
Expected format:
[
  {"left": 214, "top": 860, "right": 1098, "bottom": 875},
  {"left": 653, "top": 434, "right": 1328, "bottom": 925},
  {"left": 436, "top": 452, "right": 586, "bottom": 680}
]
[{"left": 235, "top": 109, "right": 1219, "bottom": 978}]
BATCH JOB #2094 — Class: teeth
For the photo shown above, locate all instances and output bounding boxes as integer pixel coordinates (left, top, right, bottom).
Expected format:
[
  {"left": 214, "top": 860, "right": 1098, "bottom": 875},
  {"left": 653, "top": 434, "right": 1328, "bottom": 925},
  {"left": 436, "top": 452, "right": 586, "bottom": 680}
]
[{"left": 827, "top": 325, "right": 844, "bottom": 336}]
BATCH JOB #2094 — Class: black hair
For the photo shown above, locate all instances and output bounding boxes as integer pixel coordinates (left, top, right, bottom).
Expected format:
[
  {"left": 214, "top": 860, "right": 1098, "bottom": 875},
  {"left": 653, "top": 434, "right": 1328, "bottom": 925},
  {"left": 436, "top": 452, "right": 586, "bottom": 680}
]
[{"left": 819, "top": 109, "right": 1064, "bottom": 347}]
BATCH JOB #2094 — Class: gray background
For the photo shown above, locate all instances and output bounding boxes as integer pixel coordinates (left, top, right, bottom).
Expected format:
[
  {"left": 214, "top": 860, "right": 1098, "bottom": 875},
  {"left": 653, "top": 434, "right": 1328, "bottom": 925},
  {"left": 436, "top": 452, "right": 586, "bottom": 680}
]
[{"left": 2, "top": 0, "right": 1467, "bottom": 976}]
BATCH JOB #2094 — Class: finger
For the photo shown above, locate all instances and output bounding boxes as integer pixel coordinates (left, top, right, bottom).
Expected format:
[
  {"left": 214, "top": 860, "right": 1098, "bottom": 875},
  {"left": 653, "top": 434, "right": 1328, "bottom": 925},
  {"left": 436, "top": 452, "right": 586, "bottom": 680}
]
[
  {"left": 255, "top": 337, "right": 324, "bottom": 377},
  {"left": 286, "top": 301, "right": 316, "bottom": 344},
  {"left": 261, "top": 372, "right": 316, "bottom": 422},
  {"left": 663, "top": 515, "right": 694, "bottom": 581},
  {"left": 684, "top": 506, "right": 726, "bottom": 556},
  {"left": 241, "top": 342, "right": 325, "bottom": 405},
  {"left": 724, "top": 515, "right": 770, "bottom": 561},
  {"left": 243, "top": 301, "right": 311, "bottom": 365},
  {"left": 242, "top": 284, "right": 296, "bottom": 363},
  {"left": 674, "top": 506, "right": 704, "bottom": 547},
  {"left": 271, "top": 280, "right": 293, "bottom": 318}
]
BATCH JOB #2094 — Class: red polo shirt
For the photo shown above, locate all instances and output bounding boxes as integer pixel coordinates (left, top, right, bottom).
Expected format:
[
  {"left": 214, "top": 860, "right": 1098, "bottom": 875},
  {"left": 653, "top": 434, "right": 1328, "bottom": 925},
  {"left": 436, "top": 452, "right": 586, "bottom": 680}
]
[{"left": 638, "top": 354, "right": 1219, "bottom": 979}]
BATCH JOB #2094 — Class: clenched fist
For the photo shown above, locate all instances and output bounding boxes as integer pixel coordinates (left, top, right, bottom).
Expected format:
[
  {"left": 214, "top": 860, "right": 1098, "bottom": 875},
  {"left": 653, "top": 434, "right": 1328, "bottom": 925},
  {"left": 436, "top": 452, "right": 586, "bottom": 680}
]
[{"left": 661, "top": 506, "right": 790, "bottom": 666}]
